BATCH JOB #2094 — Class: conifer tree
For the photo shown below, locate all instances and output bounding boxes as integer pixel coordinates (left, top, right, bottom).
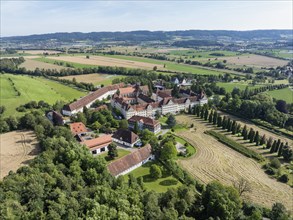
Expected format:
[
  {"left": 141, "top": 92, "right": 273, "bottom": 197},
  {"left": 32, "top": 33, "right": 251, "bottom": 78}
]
[
  {"left": 200, "top": 107, "right": 205, "bottom": 118},
  {"left": 217, "top": 116, "right": 222, "bottom": 127},
  {"left": 227, "top": 118, "right": 231, "bottom": 131},
  {"left": 278, "top": 142, "right": 284, "bottom": 157},
  {"left": 242, "top": 125, "right": 247, "bottom": 137},
  {"left": 260, "top": 134, "right": 266, "bottom": 146},
  {"left": 231, "top": 121, "right": 237, "bottom": 134},
  {"left": 270, "top": 140, "right": 277, "bottom": 153},
  {"left": 248, "top": 129, "right": 255, "bottom": 143},
  {"left": 208, "top": 110, "right": 213, "bottom": 123},
  {"left": 267, "top": 137, "right": 273, "bottom": 149},
  {"left": 204, "top": 108, "right": 209, "bottom": 121},
  {"left": 196, "top": 105, "right": 201, "bottom": 117},
  {"left": 236, "top": 124, "right": 241, "bottom": 134},
  {"left": 243, "top": 127, "right": 248, "bottom": 140},
  {"left": 213, "top": 111, "right": 218, "bottom": 125},
  {"left": 222, "top": 116, "right": 227, "bottom": 129},
  {"left": 254, "top": 131, "right": 259, "bottom": 143},
  {"left": 276, "top": 139, "right": 281, "bottom": 152}
]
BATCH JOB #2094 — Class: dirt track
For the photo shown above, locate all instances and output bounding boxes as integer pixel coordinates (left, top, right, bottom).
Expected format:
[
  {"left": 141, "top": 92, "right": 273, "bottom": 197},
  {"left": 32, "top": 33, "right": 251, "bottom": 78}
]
[
  {"left": 176, "top": 115, "right": 293, "bottom": 211},
  {"left": 0, "top": 130, "right": 39, "bottom": 180}
]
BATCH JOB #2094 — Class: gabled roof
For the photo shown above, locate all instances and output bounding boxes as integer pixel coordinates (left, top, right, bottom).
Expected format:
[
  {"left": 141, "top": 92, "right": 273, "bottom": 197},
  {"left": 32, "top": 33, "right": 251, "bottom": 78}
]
[
  {"left": 69, "top": 122, "right": 87, "bottom": 135},
  {"left": 112, "top": 129, "right": 139, "bottom": 144},
  {"left": 128, "top": 116, "right": 160, "bottom": 127},
  {"left": 81, "top": 135, "right": 112, "bottom": 150},
  {"left": 64, "top": 83, "right": 124, "bottom": 112},
  {"left": 107, "top": 144, "right": 152, "bottom": 176}
]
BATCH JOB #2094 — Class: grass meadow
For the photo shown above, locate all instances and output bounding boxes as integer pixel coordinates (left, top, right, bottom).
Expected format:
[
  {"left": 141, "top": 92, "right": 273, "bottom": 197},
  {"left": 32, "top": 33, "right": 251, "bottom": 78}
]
[{"left": 0, "top": 73, "right": 86, "bottom": 116}]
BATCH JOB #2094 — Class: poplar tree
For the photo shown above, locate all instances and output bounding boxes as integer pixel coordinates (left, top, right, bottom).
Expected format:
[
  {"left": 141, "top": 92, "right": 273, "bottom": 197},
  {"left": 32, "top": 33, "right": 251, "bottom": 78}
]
[
  {"left": 260, "top": 134, "right": 266, "bottom": 146},
  {"left": 204, "top": 108, "right": 209, "bottom": 121},
  {"left": 227, "top": 118, "right": 231, "bottom": 131},
  {"left": 278, "top": 142, "right": 284, "bottom": 157},
  {"left": 248, "top": 129, "right": 255, "bottom": 143},
  {"left": 217, "top": 116, "right": 222, "bottom": 127},
  {"left": 242, "top": 125, "right": 247, "bottom": 137},
  {"left": 222, "top": 116, "right": 227, "bottom": 129},
  {"left": 270, "top": 140, "right": 277, "bottom": 153},
  {"left": 266, "top": 137, "right": 273, "bottom": 149},
  {"left": 208, "top": 111, "right": 213, "bottom": 123},
  {"left": 231, "top": 121, "right": 237, "bottom": 134},
  {"left": 213, "top": 111, "right": 218, "bottom": 125}
]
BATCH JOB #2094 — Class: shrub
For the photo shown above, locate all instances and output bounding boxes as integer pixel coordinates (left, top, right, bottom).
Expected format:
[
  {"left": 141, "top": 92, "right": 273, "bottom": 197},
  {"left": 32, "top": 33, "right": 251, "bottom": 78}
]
[
  {"left": 270, "top": 158, "right": 281, "bottom": 169},
  {"left": 265, "top": 167, "right": 276, "bottom": 175},
  {"left": 278, "top": 174, "right": 289, "bottom": 183}
]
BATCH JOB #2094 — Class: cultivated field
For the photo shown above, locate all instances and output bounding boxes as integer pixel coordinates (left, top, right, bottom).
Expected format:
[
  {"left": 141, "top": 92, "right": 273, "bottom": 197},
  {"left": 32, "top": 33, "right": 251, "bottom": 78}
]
[
  {"left": 46, "top": 55, "right": 163, "bottom": 69},
  {"left": 217, "top": 82, "right": 264, "bottom": 92},
  {"left": 59, "top": 73, "right": 124, "bottom": 86},
  {"left": 0, "top": 130, "right": 39, "bottom": 180},
  {"left": 18, "top": 50, "right": 62, "bottom": 55},
  {"left": 0, "top": 74, "right": 85, "bottom": 116},
  {"left": 175, "top": 115, "right": 293, "bottom": 210},
  {"left": 216, "top": 54, "right": 288, "bottom": 68},
  {"left": 20, "top": 58, "right": 67, "bottom": 71}
]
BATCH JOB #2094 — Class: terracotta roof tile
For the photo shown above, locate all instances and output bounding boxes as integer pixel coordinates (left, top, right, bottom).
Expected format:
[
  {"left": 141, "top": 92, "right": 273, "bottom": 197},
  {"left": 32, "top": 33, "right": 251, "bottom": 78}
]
[
  {"left": 112, "top": 129, "right": 139, "bottom": 144},
  {"left": 128, "top": 116, "right": 159, "bottom": 127},
  {"left": 81, "top": 135, "right": 112, "bottom": 150},
  {"left": 107, "top": 144, "right": 152, "bottom": 176},
  {"left": 69, "top": 122, "right": 87, "bottom": 135}
]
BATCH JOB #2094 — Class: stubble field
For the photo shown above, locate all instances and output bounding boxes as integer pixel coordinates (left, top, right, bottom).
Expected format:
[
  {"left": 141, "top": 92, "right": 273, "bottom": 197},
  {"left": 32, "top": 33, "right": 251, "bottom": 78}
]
[
  {"left": 0, "top": 130, "right": 40, "bottom": 180},
  {"left": 19, "top": 58, "right": 68, "bottom": 71},
  {"left": 175, "top": 115, "right": 293, "bottom": 211},
  {"left": 46, "top": 55, "right": 163, "bottom": 69}
]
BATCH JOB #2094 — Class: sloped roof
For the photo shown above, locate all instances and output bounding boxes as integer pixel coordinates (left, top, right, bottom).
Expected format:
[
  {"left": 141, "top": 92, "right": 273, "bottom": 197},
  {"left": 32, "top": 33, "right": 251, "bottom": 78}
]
[
  {"left": 128, "top": 116, "right": 160, "bottom": 127},
  {"left": 64, "top": 83, "right": 124, "bottom": 112},
  {"left": 112, "top": 129, "right": 139, "bottom": 144},
  {"left": 81, "top": 135, "right": 112, "bottom": 150},
  {"left": 107, "top": 144, "right": 152, "bottom": 176},
  {"left": 69, "top": 122, "right": 87, "bottom": 135}
]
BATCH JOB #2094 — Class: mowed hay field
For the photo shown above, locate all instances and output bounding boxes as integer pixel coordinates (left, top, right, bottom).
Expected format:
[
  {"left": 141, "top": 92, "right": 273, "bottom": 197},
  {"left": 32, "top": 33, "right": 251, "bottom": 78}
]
[
  {"left": 59, "top": 73, "right": 124, "bottom": 86},
  {"left": 0, "top": 74, "right": 86, "bottom": 116},
  {"left": 18, "top": 50, "right": 62, "bottom": 55},
  {"left": 46, "top": 55, "right": 163, "bottom": 69},
  {"left": 19, "top": 58, "right": 67, "bottom": 71},
  {"left": 266, "top": 87, "right": 293, "bottom": 103},
  {"left": 216, "top": 54, "right": 288, "bottom": 68},
  {"left": 0, "top": 130, "right": 39, "bottom": 180},
  {"left": 175, "top": 115, "right": 293, "bottom": 210}
]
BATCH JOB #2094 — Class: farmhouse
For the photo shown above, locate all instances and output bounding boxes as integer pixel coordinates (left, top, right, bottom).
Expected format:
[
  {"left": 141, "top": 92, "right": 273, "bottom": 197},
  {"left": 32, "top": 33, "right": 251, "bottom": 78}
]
[
  {"left": 46, "top": 110, "right": 64, "bottom": 126},
  {"left": 112, "top": 129, "right": 141, "bottom": 147},
  {"left": 128, "top": 115, "right": 161, "bottom": 134},
  {"left": 62, "top": 83, "right": 124, "bottom": 116},
  {"left": 107, "top": 144, "right": 154, "bottom": 177},
  {"left": 81, "top": 135, "right": 112, "bottom": 155}
]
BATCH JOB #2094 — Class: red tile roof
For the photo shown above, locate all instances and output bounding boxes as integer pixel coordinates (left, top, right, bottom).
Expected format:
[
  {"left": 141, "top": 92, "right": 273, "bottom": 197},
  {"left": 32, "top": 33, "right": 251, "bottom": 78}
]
[
  {"left": 107, "top": 144, "right": 152, "bottom": 176},
  {"left": 81, "top": 135, "right": 112, "bottom": 150},
  {"left": 64, "top": 83, "right": 124, "bottom": 112},
  {"left": 128, "top": 116, "right": 160, "bottom": 127},
  {"left": 69, "top": 122, "right": 87, "bottom": 135}
]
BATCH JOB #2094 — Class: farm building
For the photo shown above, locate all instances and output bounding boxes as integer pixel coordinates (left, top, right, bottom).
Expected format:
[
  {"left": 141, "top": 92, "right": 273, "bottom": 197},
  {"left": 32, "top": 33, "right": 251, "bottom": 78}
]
[
  {"left": 62, "top": 83, "right": 124, "bottom": 116},
  {"left": 107, "top": 144, "right": 154, "bottom": 177},
  {"left": 81, "top": 135, "right": 112, "bottom": 155},
  {"left": 128, "top": 115, "right": 161, "bottom": 134},
  {"left": 46, "top": 110, "right": 65, "bottom": 126},
  {"left": 112, "top": 129, "right": 141, "bottom": 147},
  {"left": 69, "top": 122, "right": 88, "bottom": 136}
]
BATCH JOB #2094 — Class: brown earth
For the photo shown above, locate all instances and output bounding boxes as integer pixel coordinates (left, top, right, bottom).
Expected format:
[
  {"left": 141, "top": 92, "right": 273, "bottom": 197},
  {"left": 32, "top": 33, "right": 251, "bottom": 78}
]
[
  {"left": 47, "top": 55, "right": 163, "bottom": 69},
  {"left": 19, "top": 59, "right": 67, "bottom": 71},
  {"left": 0, "top": 130, "right": 40, "bottom": 180},
  {"left": 176, "top": 115, "right": 293, "bottom": 211}
]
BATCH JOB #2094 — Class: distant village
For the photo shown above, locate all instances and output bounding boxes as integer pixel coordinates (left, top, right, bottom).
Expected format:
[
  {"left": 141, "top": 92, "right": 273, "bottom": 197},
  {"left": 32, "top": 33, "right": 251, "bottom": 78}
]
[{"left": 47, "top": 77, "right": 208, "bottom": 177}]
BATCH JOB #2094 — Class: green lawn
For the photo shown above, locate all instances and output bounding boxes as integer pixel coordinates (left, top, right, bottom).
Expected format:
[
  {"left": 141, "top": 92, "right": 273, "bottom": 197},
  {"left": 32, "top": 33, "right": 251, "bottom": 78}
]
[
  {"left": 130, "top": 161, "right": 182, "bottom": 193},
  {"left": 100, "top": 149, "right": 131, "bottom": 164},
  {"left": 0, "top": 74, "right": 86, "bottom": 117},
  {"left": 266, "top": 87, "right": 293, "bottom": 103},
  {"left": 217, "top": 82, "right": 264, "bottom": 93}
]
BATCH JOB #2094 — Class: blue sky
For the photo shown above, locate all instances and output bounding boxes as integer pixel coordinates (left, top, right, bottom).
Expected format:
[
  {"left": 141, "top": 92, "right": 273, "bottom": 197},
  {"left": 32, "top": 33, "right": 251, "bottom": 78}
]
[{"left": 1, "top": 0, "right": 292, "bottom": 37}]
